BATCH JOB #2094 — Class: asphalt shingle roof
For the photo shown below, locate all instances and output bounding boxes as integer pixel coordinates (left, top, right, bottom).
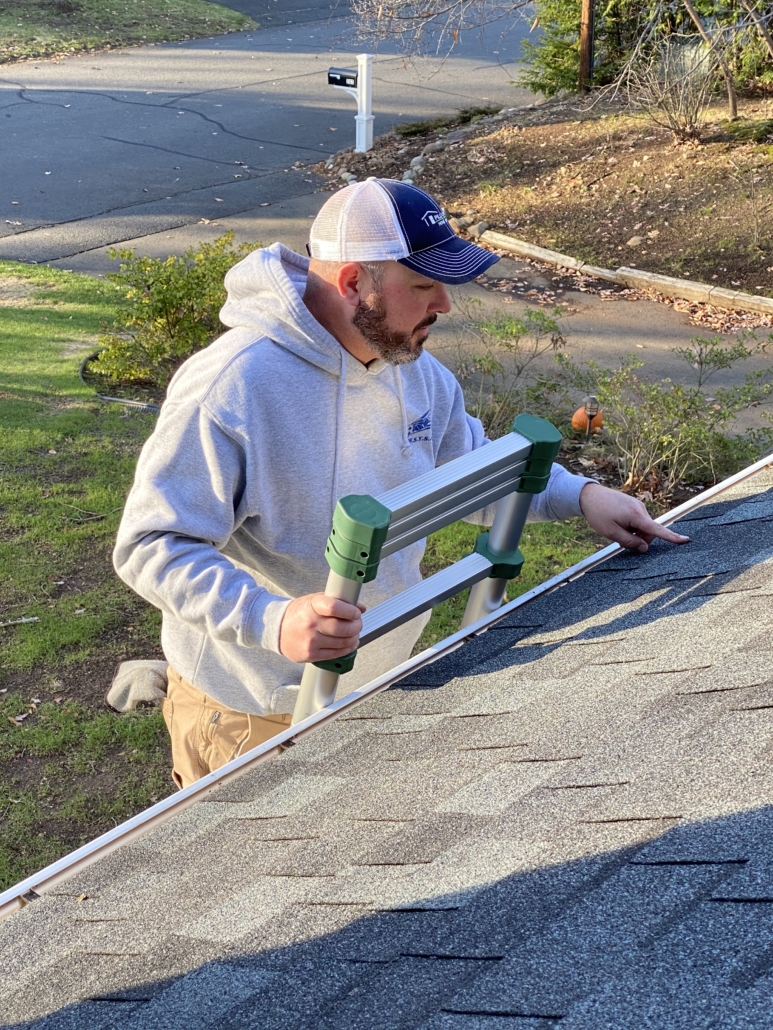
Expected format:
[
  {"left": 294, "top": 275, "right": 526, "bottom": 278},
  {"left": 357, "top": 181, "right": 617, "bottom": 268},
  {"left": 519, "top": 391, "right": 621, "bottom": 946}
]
[{"left": 3, "top": 467, "right": 773, "bottom": 1029}]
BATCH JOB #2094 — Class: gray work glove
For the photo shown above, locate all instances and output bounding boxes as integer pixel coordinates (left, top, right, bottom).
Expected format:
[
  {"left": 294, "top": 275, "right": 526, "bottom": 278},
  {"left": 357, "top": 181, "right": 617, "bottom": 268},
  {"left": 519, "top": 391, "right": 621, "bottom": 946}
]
[{"left": 105, "top": 660, "right": 168, "bottom": 713}]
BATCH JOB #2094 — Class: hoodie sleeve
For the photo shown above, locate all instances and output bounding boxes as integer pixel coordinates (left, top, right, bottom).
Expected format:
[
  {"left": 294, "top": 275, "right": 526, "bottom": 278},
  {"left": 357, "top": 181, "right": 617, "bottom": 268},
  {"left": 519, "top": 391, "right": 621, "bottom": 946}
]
[
  {"left": 113, "top": 400, "right": 290, "bottom": 655},
  {"left": 433, "top": 371, "right": 593, "bottom": 524}
]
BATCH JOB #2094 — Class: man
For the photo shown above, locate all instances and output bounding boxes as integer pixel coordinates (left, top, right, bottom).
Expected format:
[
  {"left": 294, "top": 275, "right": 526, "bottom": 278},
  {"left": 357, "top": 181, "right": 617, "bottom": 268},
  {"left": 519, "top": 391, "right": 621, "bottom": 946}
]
[{"left": 114, "top": 178, "right": 688, "bottom": 789}]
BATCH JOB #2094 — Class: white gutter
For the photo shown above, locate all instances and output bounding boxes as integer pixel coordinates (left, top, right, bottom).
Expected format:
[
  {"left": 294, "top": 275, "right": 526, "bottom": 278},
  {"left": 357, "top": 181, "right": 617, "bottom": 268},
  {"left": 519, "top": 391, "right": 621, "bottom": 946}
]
[{"left": 2, "top": 451, "right": 771, "bottom": 922}]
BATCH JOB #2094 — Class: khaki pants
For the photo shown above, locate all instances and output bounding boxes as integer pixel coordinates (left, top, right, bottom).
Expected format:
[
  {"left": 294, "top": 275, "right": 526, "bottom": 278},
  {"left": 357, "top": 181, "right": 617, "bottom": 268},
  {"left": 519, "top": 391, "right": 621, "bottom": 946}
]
[{"left": 161, "top": 667, "right": 292, "bottom": 789}]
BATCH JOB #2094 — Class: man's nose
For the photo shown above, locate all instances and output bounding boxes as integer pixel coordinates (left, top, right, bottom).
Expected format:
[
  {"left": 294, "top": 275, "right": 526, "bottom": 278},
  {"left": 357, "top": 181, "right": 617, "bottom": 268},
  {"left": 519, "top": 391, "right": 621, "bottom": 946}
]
[{"left": 430, "top": 284, "right": 452, "bottom": 314}]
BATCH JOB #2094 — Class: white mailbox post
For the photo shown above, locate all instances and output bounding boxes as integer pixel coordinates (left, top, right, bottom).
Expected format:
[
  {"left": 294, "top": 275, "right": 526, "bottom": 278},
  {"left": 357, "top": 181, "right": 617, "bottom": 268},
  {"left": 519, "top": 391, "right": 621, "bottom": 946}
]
[{"left": 328, "top": 53, "right": 374, "bottom": 153}]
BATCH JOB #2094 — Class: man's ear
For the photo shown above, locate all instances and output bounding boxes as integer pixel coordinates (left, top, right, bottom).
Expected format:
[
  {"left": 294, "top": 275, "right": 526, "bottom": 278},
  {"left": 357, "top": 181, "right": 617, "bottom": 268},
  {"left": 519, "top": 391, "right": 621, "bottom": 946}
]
[{"left": 335, "top": 262, "right": 365, "bottom": 308}]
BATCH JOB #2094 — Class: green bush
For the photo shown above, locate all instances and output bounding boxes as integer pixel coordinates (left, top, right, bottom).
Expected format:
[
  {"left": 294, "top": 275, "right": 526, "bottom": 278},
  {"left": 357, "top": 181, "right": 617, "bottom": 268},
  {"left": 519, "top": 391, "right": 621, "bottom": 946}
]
[
  {"left": 91, "top": 232, "right": 260, "bottom": 392},
  {"left": 519, "top": 0, "right": 657, "bottom": 97},
  {"left": 519, "top": 0, "right": 583, "bottom": 97},
  {"left": 455, "top": 305, "right": 773, "bottom": 500},
  {"left": 518, "top": 0, "right": 773, "bottom": 99},
  {"left": 452, "top": 301, "right": 573, "bottom": 438},
  {"left": 555, "top": 334, "right": 773, "bottom": 498}
]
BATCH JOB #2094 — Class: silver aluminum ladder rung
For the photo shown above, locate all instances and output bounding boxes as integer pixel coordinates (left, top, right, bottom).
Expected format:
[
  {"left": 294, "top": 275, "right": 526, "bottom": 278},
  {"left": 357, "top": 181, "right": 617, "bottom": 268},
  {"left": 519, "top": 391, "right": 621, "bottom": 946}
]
[
  {"left": 358, "top": 552, "right": 493, "bottom": 648},
  {"left": 381, "top": 458, "right": 528, "bottom": 556},
  {"left": 379, "top": 432, "right": 531, "bottom": 529}
]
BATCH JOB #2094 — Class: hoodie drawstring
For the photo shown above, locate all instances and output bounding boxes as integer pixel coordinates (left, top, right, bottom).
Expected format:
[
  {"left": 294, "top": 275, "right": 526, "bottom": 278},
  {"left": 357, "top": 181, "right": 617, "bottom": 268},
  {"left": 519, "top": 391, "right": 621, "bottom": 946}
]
[
  {"left": 331, "top": 350, "right": 348, "bottom": 512},
  {"left": 395, "top": 367, "right": 410, "bottom": 456}
]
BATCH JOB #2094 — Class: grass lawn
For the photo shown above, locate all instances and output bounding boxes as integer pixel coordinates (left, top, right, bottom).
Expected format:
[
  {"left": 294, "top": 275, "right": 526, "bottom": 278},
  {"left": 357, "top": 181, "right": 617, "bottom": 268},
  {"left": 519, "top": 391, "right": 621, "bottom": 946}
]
[
  {"left": 0, "top": 0, "right": 253, "bottom": 64},
  {"left": 0, "top": 261, "right": 171, "bottom": 891},
  {"left": 0, "top": 260, "right": 602, "bottom": 892}
]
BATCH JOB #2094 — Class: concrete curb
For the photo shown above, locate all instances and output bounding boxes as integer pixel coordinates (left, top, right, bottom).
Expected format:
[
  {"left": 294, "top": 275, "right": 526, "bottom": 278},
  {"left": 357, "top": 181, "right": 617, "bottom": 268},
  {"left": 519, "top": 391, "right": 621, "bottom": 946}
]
[{"left": 480, "top": 230, "right": 773, "bottom": 317}]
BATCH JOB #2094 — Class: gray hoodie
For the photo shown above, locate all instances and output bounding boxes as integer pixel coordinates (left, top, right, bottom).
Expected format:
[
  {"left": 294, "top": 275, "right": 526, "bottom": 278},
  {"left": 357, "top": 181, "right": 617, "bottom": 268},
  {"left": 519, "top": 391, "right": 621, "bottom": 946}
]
[{"left": 114, "top": 244, "right": 590, "bottom": 715}]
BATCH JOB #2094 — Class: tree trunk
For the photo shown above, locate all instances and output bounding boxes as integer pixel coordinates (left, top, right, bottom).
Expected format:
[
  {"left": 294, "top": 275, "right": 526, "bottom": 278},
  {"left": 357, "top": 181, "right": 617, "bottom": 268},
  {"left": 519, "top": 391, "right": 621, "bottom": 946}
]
[
  {"left": 579, "top": 0, "right": 595, "bottom": 91},
  {"left": 739, "top": 0, "right": 773, "bottom": 62},
  {"left": 682, "top": 0, "right": 738, "bottom": 119}
]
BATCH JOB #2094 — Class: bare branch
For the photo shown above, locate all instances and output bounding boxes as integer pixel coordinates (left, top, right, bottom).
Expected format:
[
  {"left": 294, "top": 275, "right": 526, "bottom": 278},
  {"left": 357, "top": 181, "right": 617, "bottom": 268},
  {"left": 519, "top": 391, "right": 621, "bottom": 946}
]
[
  {"left": 681, "top": 0, "right": 738, "bottom": 119},
  {"left": 738, "top": 0, "right": 773, "bottom": 61}
]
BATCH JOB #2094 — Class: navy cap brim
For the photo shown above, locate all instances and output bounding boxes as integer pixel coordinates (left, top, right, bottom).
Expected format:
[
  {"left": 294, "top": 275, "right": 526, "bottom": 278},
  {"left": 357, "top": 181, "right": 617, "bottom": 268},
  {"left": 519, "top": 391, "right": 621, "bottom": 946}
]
[{"left": 398, "top": 233, "right": 499, "bottom": 285}]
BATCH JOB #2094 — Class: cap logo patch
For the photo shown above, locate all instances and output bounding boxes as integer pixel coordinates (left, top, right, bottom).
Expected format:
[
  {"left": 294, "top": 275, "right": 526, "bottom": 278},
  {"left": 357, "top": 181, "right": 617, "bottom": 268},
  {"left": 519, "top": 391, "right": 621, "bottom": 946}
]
[{"left": 421, "top": 210, "right": 446, "bottom": 227}]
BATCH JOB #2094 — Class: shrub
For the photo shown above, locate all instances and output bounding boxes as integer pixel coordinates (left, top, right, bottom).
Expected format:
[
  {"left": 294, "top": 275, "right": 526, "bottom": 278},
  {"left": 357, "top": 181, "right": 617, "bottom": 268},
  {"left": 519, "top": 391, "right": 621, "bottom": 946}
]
[
  {"left": 454, "top": 307, "right": 773, "bottom": 499},
  {"left": 555, "top": 334, "right": 773, "bottom": 499},
  {"left": 393, "top": 106, "right": 499, "bottom": 138},
  {"left": 91, "top": 233, "right": 260, "bottom": 392},
  {"left": 451, "top": 301, "right": 574, "bottom": 438},
  {"left": 626, "top": 37, "right": 718, "bottom": 141}
]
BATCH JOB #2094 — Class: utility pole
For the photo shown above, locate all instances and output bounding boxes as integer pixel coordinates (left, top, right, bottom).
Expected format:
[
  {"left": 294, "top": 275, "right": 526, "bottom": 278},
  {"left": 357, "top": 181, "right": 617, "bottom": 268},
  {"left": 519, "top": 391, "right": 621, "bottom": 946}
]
[{"left": 579, "top": 0, "right": 595, "bottom": 91}]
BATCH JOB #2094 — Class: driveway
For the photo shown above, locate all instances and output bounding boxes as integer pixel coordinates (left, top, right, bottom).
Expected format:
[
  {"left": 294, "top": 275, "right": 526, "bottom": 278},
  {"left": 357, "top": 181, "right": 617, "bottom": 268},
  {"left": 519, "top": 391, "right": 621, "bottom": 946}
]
[{"left": 0, "top": 14, "right": 531, "bottom": 264}]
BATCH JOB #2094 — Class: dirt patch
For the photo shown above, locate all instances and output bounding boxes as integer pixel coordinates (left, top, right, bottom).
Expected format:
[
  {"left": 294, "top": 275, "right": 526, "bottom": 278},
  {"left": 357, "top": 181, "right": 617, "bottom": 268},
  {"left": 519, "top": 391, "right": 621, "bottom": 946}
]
[
  {"left": 317, "top": 97, "right": 773, "bottom": 301},
  {"left": 0, "top": 275, "right": 37, "bottom": 307},
  {"left": 0, "top": 640, "right": 165, "bottom": 711}
]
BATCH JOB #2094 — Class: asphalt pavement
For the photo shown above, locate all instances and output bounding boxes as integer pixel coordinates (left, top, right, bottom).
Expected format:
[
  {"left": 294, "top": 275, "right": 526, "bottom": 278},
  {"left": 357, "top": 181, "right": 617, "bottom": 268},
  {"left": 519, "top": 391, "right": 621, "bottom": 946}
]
[{"left": 0, "top": 14, "right": 531, "bottom": 264}]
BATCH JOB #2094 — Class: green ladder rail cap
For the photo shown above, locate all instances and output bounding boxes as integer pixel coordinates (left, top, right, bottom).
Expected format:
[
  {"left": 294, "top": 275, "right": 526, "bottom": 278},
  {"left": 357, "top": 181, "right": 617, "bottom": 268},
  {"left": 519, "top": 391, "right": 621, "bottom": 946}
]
[
  {"left": 331, "top": 495, "right": 391, "bottom": 552},
  {"left": 512, "top": 413, "right": 562, "bottom": 462}
]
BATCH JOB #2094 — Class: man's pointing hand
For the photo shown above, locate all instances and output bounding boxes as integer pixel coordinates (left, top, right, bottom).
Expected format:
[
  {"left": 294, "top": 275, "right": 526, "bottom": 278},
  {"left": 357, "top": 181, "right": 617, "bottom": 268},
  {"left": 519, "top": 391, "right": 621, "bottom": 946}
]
[
  {"left": 580, "top": 482, "right": 690, "bottom": 553},
  {"left": 279, "top": 593, "right": 365, "bottom": 664}
]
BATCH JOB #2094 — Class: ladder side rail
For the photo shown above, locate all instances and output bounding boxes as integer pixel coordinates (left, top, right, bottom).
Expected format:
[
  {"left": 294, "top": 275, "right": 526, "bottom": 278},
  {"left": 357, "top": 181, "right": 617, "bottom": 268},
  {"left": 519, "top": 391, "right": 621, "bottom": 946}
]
[
  {"left": 293, "top": 570, "right": 363, "bottom": 724},
  {"left": 461, "top": 490, "right": 535, "bottom": 627}
]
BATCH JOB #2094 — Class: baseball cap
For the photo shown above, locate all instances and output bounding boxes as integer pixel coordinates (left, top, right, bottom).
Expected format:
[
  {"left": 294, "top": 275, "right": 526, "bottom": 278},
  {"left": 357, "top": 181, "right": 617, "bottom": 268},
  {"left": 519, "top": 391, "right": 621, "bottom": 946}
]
[{"left": 308, "top": 177, "right": 499, "bottom": 285}]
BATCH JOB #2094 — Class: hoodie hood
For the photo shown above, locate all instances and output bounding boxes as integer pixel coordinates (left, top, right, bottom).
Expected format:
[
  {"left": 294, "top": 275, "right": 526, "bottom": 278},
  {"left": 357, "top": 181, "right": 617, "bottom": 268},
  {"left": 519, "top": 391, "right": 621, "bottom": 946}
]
[{"left": 219, "top": 242, "right": 343, "bottom": 377}]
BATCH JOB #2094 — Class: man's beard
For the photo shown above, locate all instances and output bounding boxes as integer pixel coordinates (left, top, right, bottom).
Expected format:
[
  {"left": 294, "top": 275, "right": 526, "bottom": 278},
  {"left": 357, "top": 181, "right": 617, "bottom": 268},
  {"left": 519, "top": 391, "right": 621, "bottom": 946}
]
[{"left": 352, "top": 292, "right": 437, "bottom": 366}]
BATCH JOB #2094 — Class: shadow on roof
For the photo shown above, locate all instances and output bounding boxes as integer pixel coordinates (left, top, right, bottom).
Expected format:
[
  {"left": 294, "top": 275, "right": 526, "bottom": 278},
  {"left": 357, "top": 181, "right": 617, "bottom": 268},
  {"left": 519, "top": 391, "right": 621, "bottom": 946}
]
[
  {"left": 393, "top": 488, "right": 773, "bottom": 692},
  {"left": 6, "top": 805, "right": 773, "bottom": 1028}
]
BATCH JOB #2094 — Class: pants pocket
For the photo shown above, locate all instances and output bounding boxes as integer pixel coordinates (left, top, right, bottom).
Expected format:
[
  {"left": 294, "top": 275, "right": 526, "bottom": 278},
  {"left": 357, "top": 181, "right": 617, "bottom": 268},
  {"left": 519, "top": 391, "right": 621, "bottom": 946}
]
[{"left": 201, "top": 708, "right": 251, "bottom": 774}]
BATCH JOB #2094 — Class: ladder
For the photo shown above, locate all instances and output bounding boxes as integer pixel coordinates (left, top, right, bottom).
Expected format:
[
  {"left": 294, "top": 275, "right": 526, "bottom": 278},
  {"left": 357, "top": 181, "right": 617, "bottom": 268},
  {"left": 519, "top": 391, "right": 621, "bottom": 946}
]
[{"left": 291, "top": 413, "right": 562, "bottom": 724}]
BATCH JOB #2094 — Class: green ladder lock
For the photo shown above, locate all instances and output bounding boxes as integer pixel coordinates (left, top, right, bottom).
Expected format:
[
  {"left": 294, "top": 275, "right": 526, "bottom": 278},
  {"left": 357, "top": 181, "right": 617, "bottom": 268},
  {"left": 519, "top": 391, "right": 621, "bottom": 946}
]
[
  {"left": 474, "top": 533, "right": 525, "bottom": 580},
  {"left": 314, "top": 494, "right": 391, "bottom": 674},
  {"left": 512, "top": 413, "right": 563, "bottom": 496},
  {"left": 472, "top": 414, "right": 562, "bottom": 581}
]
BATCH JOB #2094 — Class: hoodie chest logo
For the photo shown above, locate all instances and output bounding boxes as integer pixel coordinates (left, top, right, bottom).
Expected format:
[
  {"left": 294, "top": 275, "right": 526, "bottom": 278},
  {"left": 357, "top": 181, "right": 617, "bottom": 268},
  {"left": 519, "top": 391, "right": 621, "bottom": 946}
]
[{"left": 407, "top": 409, "right": 432, "bottom": 443}]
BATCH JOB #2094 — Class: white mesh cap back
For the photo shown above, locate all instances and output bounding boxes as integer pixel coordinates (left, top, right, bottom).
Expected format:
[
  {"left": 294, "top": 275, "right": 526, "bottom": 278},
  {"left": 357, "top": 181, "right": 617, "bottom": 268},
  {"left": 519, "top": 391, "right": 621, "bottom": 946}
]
[{"left": 309, "top": 179, "right": 410, "bottom": 262}]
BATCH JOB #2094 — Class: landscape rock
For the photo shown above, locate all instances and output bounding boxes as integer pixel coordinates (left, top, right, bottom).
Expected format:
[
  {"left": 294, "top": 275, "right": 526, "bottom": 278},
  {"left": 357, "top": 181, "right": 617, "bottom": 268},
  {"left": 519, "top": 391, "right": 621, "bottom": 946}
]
[
  {"left": 626, "top": 235, "right": 644, "bottom": 247},
  {"left": 467, "top": 220, "right": 490, "bottom": 239},
  {"left": 445, "top": 127, "right": 474, "bottom": 142}
]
